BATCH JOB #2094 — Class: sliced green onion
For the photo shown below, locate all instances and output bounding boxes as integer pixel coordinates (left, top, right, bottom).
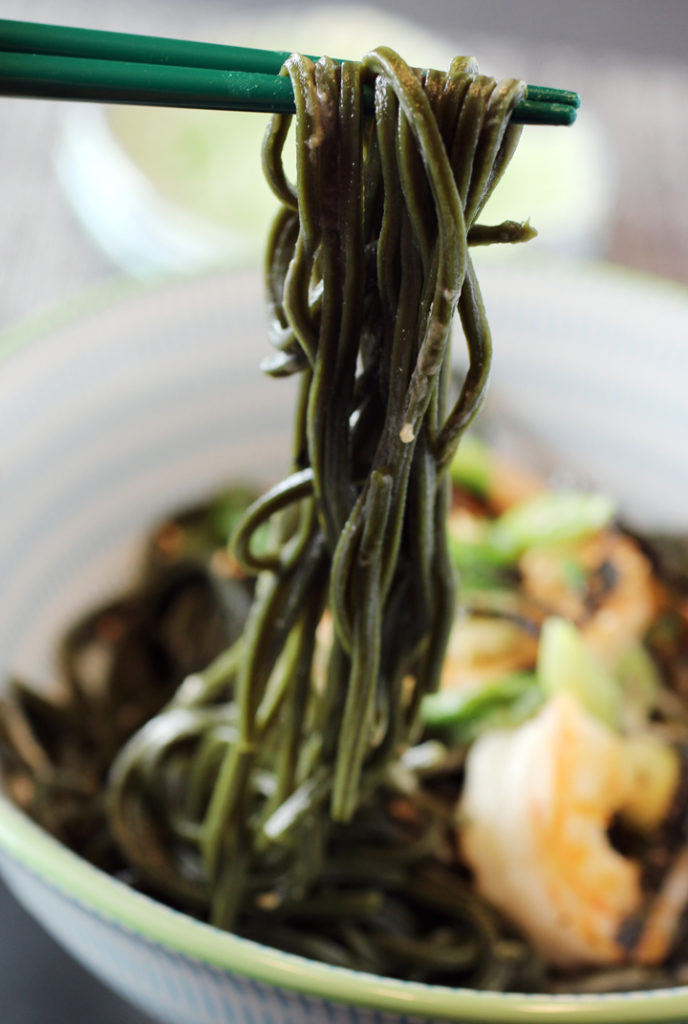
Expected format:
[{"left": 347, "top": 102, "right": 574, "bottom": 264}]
[
  {"left": 614, "top": 642, "right": 661, "bottom": 721},
  {"left": 489, "top": 491, "right": 616, "bottom": 561},
  {"left": 448, "top": 490, "right": 616, "bottom": 585},
  {"left": 537, "top": 616, "right": 621, "bottom": 728},
  {"left": 421, "top": 671, "right": 539, "bottom": 737}
]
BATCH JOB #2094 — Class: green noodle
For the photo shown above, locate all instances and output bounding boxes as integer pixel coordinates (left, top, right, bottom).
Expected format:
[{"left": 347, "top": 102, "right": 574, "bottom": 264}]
[{"left": 104, "top": 48, "right": 536, "bottom": 977}]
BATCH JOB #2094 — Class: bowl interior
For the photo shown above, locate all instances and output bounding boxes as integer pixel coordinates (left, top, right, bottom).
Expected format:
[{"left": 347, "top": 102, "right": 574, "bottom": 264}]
[{"left": 0, "top": 270, "right": 294, "bottom": 682}]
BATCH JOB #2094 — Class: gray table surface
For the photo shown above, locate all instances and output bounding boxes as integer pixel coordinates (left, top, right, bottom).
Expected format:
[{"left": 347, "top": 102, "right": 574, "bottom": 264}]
[{"left": 1, "top": 1, "right": 688, "bottom": 1021}]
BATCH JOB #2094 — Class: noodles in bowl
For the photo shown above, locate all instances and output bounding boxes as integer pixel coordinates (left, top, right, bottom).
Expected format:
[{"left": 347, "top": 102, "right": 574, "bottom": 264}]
[{"left": 3, "top": 44, "right": 688, "bottom": 1024}]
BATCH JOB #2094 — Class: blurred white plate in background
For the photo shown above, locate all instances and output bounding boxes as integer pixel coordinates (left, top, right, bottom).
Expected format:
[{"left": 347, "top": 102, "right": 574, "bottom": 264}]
[{"left": 54, "top": 5, "right": 613, "bottom": 278}]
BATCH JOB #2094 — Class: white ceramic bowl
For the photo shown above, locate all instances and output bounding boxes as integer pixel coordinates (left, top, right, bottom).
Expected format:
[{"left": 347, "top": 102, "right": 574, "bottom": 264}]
[{"left": 1, "top": 262, "right": 688, "bottom": 1024}]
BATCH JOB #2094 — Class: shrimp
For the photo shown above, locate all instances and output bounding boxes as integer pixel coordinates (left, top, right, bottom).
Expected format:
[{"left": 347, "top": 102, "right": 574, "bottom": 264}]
[
  {"left": 459, "top": 693, "right": 642, "bottom": 968},
  {"left": 440, "top": 612, "right": 538, "bottom": 690},
  {"left": 519, "top": 531, "right": 660, "bottom": 663}
]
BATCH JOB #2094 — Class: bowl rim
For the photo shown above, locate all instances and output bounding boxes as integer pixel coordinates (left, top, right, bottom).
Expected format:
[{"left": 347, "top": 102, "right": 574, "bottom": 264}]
[
  {"left": 3, "top": 797, "right": 688, "bottom": 1024},
  {"left": 2, "top": 265, "right": 688, "bottom": 1024}
]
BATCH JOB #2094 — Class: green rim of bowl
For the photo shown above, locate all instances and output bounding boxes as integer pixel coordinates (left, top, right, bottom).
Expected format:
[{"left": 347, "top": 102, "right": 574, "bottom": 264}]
[{"left": 1, "top": 265, "right": 688, "bottom": 1024}]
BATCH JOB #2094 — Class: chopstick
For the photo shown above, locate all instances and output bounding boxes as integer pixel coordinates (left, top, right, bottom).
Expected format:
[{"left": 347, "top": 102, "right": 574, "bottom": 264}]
[
  {"left": 0, "top": 52, "right": 300, "bottom": 115},
  {"left": 0, "top": 19, "right": 580, "bottom": 125}
]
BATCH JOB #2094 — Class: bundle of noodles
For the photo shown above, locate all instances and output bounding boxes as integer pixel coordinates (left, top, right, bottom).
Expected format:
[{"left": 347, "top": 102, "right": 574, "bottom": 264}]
[{"left": 106, "top": 48, "right": 535, "bottom": 951}]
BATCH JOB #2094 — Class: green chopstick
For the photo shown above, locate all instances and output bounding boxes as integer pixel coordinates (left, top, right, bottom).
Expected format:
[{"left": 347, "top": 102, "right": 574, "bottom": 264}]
[
  {"left": 0, "top": 51, "right": 298, "bottom": 114},
  {"left": 0, "top": 18, "right": 580, "bottom": 125},
  {"left": 0, "top": 18, "right": 298, "bottom": 74}
]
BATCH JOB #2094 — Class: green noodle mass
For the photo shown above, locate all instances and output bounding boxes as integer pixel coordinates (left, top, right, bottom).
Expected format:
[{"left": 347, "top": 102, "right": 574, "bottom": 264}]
[{"left": 106, "top": 48, "right": 533, "bottom": 947}]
